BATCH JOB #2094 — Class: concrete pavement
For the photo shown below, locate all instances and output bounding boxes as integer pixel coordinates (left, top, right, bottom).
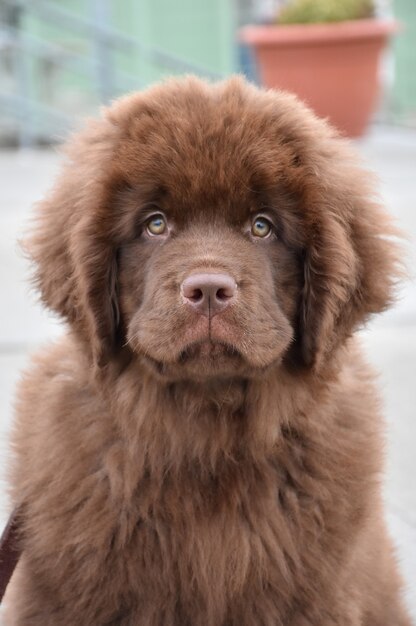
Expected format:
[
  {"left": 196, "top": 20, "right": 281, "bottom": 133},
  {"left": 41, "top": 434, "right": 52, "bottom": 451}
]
[{"left": 0, "top": 126, "right": 415, "bottom": 618}]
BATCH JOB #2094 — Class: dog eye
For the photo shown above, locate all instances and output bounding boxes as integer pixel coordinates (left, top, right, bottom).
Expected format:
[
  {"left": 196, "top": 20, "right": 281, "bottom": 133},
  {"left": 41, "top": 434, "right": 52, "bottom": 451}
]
[
  {"left": 251, "top": 216, "right": 273, "bottom": 239},
  {"left": 146, "top": 214, "right": 167, "bottom": 236}
]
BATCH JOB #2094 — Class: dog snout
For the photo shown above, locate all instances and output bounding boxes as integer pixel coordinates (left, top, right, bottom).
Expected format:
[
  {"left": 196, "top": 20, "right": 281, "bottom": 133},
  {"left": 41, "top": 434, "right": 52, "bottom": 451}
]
[{"left": 181, "top": 273, "right": 237, "bottom": 317}]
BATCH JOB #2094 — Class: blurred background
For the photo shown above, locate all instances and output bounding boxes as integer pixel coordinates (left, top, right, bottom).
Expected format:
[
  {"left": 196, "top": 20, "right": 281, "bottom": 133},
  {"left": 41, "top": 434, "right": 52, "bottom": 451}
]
[
  {"left": 0, "top": 0, "right": 415, "bottom": 144},
  {"left": 0, "top": 0, "right": 415, "bottom": 619}
]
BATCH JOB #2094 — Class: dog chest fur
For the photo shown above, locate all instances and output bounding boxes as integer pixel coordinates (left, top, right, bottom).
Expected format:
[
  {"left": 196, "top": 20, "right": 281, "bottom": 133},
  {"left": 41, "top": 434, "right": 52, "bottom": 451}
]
[{"left": 6, "top": 339, "right": 395, "bottom": 626}]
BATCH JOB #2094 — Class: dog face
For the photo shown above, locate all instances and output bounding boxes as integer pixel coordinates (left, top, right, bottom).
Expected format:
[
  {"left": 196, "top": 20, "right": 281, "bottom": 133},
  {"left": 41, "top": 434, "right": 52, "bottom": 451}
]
[
  {"left": 28, "top": 77, "right": 399, "bottom": 381},
  {"left": 116, "top": 159, "right": 303, "bottom": 380}
]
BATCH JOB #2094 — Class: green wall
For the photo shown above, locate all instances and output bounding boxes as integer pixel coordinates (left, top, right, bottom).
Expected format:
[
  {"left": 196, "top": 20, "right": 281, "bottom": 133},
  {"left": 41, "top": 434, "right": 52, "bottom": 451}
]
[
  {"left": 21, "top": 0, "right": 237, "bottom": 108},
  {"left": 114, "top": 0, "right": 236, "bottom": 85},
  {"left": 393, "top": 0, "right": 416, "bottom": 120}
]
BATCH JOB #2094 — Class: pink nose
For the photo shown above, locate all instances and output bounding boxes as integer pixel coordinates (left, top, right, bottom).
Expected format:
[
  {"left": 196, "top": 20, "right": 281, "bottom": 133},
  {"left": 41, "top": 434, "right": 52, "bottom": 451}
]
[{"left": 181, "top": 273, "right": 237, "bottom": 317}]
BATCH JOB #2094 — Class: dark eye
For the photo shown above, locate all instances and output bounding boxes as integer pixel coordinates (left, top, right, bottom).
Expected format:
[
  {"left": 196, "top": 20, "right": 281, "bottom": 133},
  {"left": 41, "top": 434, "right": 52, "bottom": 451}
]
[
  {"left": 146, "top": 214, "right": 167, "bottom": 236},
  {"left": 251, "top": 216, "right": 273, "bottom": 239}
]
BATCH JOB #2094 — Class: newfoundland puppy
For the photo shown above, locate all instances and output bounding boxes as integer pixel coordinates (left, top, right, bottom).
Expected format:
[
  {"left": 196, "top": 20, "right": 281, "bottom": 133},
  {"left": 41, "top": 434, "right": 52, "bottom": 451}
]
[{"left": 4, "top": 77, "right": 411, "bottom": 625}]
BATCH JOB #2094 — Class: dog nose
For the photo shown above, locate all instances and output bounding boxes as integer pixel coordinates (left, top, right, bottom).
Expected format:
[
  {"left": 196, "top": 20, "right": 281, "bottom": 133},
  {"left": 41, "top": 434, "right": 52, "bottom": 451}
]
[{"left": 181, "top": 273, "right": 237, "bottom": 317}]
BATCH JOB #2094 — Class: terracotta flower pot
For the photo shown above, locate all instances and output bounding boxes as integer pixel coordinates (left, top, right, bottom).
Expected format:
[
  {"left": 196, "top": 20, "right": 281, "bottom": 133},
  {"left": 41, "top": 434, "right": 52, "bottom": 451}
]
[{"left": 240, "top": 19, "right": 399, "bottom": 137}]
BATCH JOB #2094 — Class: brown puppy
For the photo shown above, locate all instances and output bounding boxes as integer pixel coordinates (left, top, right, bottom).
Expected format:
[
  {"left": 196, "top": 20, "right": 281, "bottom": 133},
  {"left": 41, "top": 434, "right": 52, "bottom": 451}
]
[{"left": 4, "top": 77, "right": 411, "bottom": 625}]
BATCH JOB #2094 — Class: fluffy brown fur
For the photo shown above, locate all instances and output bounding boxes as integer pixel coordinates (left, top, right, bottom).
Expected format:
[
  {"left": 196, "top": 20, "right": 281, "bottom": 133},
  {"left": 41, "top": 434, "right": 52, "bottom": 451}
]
[{"left": 4, "top": 76, "right": 411, "bottom": 625}]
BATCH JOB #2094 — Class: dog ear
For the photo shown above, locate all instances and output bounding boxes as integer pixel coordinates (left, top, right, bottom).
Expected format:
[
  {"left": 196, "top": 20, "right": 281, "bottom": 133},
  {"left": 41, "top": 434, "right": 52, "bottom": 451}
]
[
  {"left": 25, "top": 117, "right": 122, "bottom": 369},
  {"left": 296, "top": 143, "right": 401, "bottom": 371}
]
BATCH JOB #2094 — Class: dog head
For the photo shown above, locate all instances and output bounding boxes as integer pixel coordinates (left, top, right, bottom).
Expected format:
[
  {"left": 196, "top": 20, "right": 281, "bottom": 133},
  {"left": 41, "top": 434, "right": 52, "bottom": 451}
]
[{"left": 27, "top": 77, "right": 399, "bottom": 381}]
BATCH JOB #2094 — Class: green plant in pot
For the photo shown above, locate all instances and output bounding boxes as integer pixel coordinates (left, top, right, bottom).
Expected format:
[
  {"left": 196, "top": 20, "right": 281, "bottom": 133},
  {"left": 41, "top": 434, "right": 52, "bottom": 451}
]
[
  {"left": 240, "top": 0, "right": 399, "bottom": 137},
  {"left": 278, "top": 0, "right": 374, "bottom": 25}
]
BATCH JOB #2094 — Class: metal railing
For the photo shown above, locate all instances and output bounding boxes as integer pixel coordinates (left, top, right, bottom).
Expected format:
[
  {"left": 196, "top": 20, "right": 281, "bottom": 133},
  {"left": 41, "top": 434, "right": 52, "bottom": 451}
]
[{"left": 0, "top": 0, "right": 223, "bottom": 146}]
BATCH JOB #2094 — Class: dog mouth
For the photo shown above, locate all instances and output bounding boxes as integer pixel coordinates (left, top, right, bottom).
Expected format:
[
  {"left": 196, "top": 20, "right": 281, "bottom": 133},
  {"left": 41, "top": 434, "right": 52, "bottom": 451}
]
[
  {"left": 178, "top": 339, "right": 242, "bottom": 363},
  {"left": 131, "top": 303, "right": 294, "bottom": 379},
  {"left": 141, "top": 339, "right": 246, "bottom": 380}
]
